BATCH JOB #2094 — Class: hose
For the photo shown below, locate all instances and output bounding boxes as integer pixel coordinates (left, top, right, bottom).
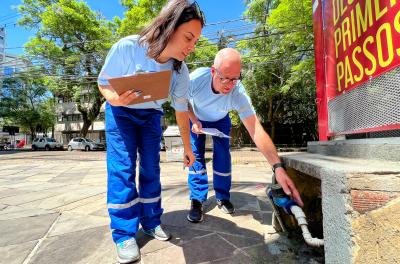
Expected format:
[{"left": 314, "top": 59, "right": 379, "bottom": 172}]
[{"left": 290, "top": 205, "right": 324, "bottom": 247}]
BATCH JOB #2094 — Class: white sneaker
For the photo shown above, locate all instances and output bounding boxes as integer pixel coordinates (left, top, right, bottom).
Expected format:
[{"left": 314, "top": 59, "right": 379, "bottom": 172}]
[
  {"left": 115, "top": 237, "right": 140, "bottom": 263},
  {"left": 143, "top": 225, "right": 171, "bottom": 241}
]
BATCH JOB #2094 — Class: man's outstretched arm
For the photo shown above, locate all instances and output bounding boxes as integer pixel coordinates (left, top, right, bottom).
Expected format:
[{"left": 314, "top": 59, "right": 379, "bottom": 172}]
[{"left": 242, "top": 114, "right": 304, "bottom": 207}]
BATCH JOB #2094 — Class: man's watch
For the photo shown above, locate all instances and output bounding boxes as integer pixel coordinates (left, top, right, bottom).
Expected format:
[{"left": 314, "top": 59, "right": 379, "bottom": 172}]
[{"left": 272, "top": 162, "right": 285, "bottom": 173}]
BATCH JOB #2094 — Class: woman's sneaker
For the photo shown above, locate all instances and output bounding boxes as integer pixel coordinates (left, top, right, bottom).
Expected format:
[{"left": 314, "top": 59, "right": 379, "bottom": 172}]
[
  {"left": 115, "top": 237, "right": 140, "bottom": 263},
  {"left": 143, "top": 225, "right": 171, "bottom": 241},
  {"left": 217, "top": 199, "right": 235, "bottom": 214},
  {"left": 187, "top": 199, "right": 204, "bottom": 223}
]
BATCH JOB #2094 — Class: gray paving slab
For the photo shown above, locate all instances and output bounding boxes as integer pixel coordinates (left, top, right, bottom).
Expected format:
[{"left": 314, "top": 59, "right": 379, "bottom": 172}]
[
  {"left": 217, "top": 232, "right": 263, "bottom": 249},
  {"left": 0, "top": 190, "right": 61, "bottom": 206},
  {"left": 48, "top": 212, "right": 109, "bottom": 237},
  {"left": 136, "top": 225, "right": 213, "bottom": 254},
  {"left": 57, "top": 194, "right": 105, "bottom": 213},
  {"left": 141, "top": 233, "right": 238, "bottom": 264},
  {"left": 0, "top": 206, "right": 56, "bottom": 221},
  {"left": 209, "top": 252, "right": 254, "bottom": 264},
  {"left": 0, "top": 181, "right": 67, "bottom": 192},
  {"left": 27, "top": 226, "right": 116, "bottom": 264},
  {"left": 0, "top": 213, "right": 59, "bottom": 247},
  {"left": 0, "top": 241, "right": 38, "bottom": 264},
  {"left": 0, "top": 188, "right": 30, "bottom": 199}
]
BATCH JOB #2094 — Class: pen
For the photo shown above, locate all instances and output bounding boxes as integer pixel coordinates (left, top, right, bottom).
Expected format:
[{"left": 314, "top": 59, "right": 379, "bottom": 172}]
[
  {"left": 183, "top": 156, "right": 197, "bottom": 173},
  {"left": 183, "top": 165, "right": 197, "bottom": 173}
]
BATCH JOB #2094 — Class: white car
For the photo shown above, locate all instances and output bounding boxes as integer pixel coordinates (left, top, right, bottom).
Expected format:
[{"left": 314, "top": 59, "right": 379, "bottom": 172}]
[
  {"left": 32, "top": 138, "right": 64, "bottom": 151},
  {"left": 67, "top": 137, "right": 105, "bottom": 151}
]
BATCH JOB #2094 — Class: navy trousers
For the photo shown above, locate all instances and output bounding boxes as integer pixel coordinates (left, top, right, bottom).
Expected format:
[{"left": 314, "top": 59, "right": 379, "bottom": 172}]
[
  {"left": 188, "top": 114, "right": 232, "bottom": 202},
  {"left": 105, "top": 103, "right": 163, "bottom": 243}
]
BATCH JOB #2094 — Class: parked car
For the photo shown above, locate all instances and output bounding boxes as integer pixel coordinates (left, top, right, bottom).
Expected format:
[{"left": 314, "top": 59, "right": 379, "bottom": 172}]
[
  {"left": 32, "top": 137, "right": 64, "bottom": 151},
  {"left": 67, "top": 137, "right": 105, "bottom": 151},
  {"left": 0, "top": 141, "right": 11, "bottom": 150}
]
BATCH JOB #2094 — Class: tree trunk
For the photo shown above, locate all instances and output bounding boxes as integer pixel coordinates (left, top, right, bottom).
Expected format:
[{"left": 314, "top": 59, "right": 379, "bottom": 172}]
[
  {"left": 81, "top": 119, "right": 91, "bottom": 138},
  {"left": 76, "top": 88, "right": 103, "bottom": 138},
  {"left": 30, "top": 126, "right": 35, "bottom": 141}
]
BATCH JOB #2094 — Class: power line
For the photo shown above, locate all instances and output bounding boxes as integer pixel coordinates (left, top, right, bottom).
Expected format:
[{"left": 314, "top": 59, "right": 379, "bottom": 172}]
[
  {"left": 202, "top": 24, "right": 257, "bottom": 38},
  {"left": 1, "top": 32, "right": 313, "bottom": 74},
  {"left": 0, "top": 14, "right": 21, "bottom": 23},
  {"left": 204, "top": 17, "right": 248, "bottom": 26},
  {"left": 1, "top": 48, "right": 313, "bottom": 80},
  {"left": 186, "top": 49, "right": 313, "bottom": 66},
  {"left": 0, "top": 13, "right": 18, "bottom": 20},
  {"left": 3, "top": 24, "right": 311, "bottom": 51}
]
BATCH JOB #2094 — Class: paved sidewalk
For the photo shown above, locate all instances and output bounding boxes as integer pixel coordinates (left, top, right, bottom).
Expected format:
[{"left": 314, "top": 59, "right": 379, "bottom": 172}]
[{"left": 0, "top": 150, "right": 323, "bottom": 264}]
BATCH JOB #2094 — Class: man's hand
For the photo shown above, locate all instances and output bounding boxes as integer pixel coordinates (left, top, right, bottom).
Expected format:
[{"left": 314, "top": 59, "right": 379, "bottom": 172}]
[
  {"left": 183, "top": 149, "right": 195, "bottom": 167},
  {"left": 191, "top": 120, "right": 203, "bottom": 134},
  {"left": 274, "top": 168, "right": 304, "bottom": 207}
]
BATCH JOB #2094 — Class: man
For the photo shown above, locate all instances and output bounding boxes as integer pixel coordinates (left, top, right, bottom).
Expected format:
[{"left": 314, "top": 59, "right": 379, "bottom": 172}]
[{"left": 186, "top": 48, "right": 304, "bottom": 223}]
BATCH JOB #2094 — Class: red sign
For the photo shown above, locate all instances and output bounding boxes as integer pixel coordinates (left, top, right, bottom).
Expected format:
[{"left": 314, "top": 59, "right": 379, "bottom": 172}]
[
  {"left": 324, "top": 0, "right": 400, "bottom": 99},
  {"left": 313, "top": 0, "right": 400, "bottom": 140},
  {"left": 313, "top": 0, "right": 329, "bottom": 140}
]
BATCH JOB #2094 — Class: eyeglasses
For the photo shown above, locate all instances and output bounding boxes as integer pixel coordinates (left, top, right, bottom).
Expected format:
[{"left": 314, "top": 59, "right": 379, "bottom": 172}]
[
  {"left": 214, "top": 68, "right": 242, "bottom": 84},
  {"left": 188, "top": 1, "right": 206, "bottom": 25}
]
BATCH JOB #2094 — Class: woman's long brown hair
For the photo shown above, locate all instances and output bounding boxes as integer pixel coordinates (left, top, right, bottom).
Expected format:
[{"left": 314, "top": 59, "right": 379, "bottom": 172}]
[{"left": 139, "top": 0, "right": 205, "bottom": 72}]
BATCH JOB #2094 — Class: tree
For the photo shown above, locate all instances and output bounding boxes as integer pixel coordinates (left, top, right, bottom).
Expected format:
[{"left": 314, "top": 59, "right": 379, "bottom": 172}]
[
  {"left": 18, "top": 0, "right": 116, "bottom": 137},
  {"left": 186, "top": 37, "right": 218, "bottom": 71},
  {"left": 117, "top": 0, "right": 167, "bottom": 36},
  {"left": 238, "top": 0, "right": 317, "bottom": 141},
  {"left": 0, "top": 68, "right": 54, "bottom": 138}
]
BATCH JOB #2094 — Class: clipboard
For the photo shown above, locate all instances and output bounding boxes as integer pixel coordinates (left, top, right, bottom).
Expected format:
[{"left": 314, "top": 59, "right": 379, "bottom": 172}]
[{"left": 108, "top": 70, "right": 172, "bottom": 104}]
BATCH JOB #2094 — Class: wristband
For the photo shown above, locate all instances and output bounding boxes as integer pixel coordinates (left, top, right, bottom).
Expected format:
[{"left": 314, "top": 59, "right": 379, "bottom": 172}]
[{"left": 272, "top": 162, "right": 285, "bottom": 173}]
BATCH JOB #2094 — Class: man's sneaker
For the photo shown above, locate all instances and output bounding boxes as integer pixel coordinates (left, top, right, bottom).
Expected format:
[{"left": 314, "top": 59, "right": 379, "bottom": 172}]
[
  {"left": 187, "top": 199, "right": 204, "bottom": 223},
  {"left": 217, "top": 199, "right": 235, "bottom": 214},
  {"left": 115, "top": 237, "right": 140, "bottom": 263},
  {"left": 143, "top": 225, "right": 171, "bottom": 241}
]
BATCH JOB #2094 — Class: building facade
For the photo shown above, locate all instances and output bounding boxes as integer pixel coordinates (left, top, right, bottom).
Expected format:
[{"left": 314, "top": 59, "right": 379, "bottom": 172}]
[
  {"left": 54, "top": 96, "right": 106, "bottom": 144},
  {"left": 54, "top": 97, "right": 169, "bottom": 145}
]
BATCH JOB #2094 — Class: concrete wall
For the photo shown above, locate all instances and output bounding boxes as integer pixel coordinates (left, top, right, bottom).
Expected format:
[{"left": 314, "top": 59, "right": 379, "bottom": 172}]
[
  {"left": 308, "top": 137, "right": 400, "bottom": 162},
  {"left": 281, "top": 152, "right": 400, "bottom": 264}
]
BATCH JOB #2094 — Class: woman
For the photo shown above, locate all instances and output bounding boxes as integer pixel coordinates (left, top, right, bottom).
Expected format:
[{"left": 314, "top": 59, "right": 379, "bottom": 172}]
[{"left": 97, "top": 1, "right": 205, "bottom": 263}]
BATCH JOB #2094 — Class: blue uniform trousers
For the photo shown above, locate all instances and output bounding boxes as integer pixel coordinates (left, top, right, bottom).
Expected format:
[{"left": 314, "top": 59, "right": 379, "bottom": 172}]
[
  {"left": 188, "top": 114, "right": 232, "bottom": 202},
  {"left": 105, "top": 102, "right": 163, "bottom": 243}
]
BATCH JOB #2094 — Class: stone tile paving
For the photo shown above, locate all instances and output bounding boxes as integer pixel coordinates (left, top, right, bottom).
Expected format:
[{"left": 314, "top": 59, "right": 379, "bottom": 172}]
[{"left": 0, "top": 150, "right": 324, "bottom": 264}]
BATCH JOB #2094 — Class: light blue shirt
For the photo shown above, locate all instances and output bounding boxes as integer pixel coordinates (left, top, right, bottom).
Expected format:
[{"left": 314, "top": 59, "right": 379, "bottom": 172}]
[
  {"left": 98, "top": 35, "right": 189, "bottom": 112},
  {"left": 189, "top": 67, "right": 255, "bottom": 122}
]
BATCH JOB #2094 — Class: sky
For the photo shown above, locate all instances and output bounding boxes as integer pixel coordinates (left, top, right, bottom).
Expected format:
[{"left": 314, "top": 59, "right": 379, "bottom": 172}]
[{"left": 1, "top": 0, "right": 252, "bottom": 56}]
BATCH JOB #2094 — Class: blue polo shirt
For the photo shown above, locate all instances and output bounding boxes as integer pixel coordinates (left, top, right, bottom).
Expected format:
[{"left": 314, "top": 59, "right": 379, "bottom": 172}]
[
  {"left": 189, "top": 67, "right": 255, "bottom": 122},
  {"left": 98, "top": 35, "right": 189, "bottom": 112}
]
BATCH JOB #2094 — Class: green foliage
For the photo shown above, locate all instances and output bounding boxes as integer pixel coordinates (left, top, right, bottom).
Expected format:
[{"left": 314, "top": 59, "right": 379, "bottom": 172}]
[
  {"left": 239, "top": 0, "right": 317, "bottom": 140},
  {"left": 18, "top": 0, "right": 116, "bottom": 136},
  {"left": 117, "top": 0, "right": 167, "bottom": 36},
  {"left": 0, "top": 68, "right": 55, "bottom": 136},
  {"left": 186, "top": 37, "right": 218, "bottom": 71}
]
